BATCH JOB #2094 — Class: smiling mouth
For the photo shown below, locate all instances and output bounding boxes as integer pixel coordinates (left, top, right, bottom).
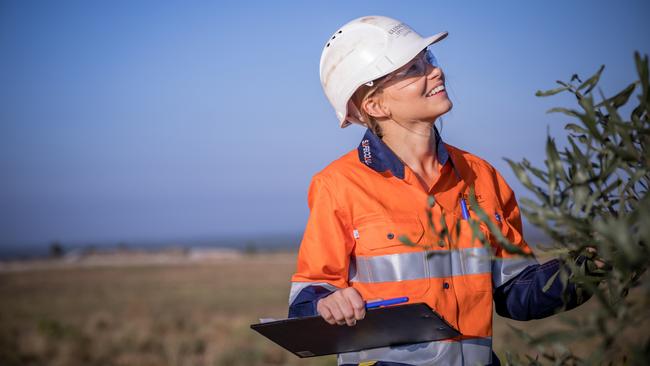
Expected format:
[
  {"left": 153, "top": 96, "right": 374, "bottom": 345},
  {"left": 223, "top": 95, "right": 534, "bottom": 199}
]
[{"left": 426, "top": 84, "right": 446, "bottom": 97}]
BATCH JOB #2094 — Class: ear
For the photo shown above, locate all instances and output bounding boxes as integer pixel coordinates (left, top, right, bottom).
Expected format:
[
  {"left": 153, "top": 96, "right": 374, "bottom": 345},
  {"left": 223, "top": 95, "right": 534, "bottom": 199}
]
[{"left": 361, "top": 95, "right": 391, "bottom": 119}]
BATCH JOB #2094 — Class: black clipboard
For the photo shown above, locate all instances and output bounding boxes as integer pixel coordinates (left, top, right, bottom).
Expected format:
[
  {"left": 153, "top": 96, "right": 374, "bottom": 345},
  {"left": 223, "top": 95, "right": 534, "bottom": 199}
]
[{"left": 250, "top": 302, "right": 461, "bottom": 358}]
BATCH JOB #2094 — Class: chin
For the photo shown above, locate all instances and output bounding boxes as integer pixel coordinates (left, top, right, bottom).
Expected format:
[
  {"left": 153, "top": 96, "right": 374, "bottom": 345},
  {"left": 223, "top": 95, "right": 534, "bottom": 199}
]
[
  {"left": 444, "top": 100, "right": 453, "bottom": 113},
  {"left": 422, "top": 102, "right": 452, "bottom": 121}
]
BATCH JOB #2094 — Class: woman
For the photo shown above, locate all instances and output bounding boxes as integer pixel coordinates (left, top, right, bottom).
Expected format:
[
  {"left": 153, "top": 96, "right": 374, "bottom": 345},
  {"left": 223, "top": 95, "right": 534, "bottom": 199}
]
[{"left": 288, "top": 16, "right": 593, "bottom": 366}]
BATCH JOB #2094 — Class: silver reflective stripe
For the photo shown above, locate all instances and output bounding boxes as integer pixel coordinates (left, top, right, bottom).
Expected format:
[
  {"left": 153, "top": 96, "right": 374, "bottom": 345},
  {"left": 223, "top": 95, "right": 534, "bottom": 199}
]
[
  {"left": 492, "top": 257, "right": 539, "bottom": 288},
  {"left": 288, "top": 282, "right": 339, "bottom": 305},
  {"left": 349, "top": 247, "right": 491, "bottom": 283},
  {"left": 337, "top": 337, "right": 492, "bottom": 366}
]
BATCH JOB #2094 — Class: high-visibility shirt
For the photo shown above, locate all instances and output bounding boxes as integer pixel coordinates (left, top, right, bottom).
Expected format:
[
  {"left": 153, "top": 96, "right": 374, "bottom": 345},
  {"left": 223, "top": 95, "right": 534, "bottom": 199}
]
[{"left": 289, "top": 126, "right": 586, "bottom": 366}]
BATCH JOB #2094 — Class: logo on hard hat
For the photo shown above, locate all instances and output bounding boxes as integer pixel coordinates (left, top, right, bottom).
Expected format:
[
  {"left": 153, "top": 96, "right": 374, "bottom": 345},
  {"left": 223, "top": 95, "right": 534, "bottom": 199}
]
[
  {"left": 388, "top": 23, "right": 412, "bottom": 37},
  {"left": 361, "top": 139, "right": 372, "bottom": 165}
]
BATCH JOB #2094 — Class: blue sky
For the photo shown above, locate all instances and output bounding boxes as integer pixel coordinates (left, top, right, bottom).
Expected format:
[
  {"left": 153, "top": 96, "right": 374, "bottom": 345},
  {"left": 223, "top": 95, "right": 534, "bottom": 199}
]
[{"left": 1, "top": 0, "right": 649, "bottom": 247}]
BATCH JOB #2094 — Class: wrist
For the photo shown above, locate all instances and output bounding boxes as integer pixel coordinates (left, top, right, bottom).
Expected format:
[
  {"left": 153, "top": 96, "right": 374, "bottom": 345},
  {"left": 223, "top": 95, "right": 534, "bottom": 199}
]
[{"left": 313, "top": 288, "right": 336, "bottom": 314}]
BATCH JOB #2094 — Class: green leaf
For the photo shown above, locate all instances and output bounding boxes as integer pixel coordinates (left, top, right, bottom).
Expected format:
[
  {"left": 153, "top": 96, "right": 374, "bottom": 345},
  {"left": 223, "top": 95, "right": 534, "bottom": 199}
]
[
  {"left": 594, "top": 82, "right": 637, "bottom": 109},
  {"left": 427, "top": 195, "right": 436, "bottom": 208},
  {"left": 577, "top": 95, "right": 603, "bottom": 140},
  {"left": 577, "top": 64, "right": 605, "bottom": 94},
  {"left": 504, "top": 158, "right": 533, "bottom": 189},
  {"left": 522, "top": 158, "right": 549, "bottom": 184},
  {"left": 564, "top": 123, "right": 588, "bottom": 135},
  {"left": 439, "top": 212, "right": 451, "bottom": 244},
  {"left": 546, "top": 107, "right": 581, "bottom": 117},
  {"left": 566, "top": 136, "right": 589, "bottom": 173},
  {"left": 545, "top": 136, "right": 567, "bottom": 201},
  {"left": 623, "top": 168, "right": 648, "bottom": 194},
  {"left": 426, "top": 210, "right": 435, "bottom": 234},
  {"left": 399, "top": 235, "right": 416, "bottom": 247},
  {"left": 634, "top": 51, "right": 649, "bottom": 99},
  {"left": 556, "top": 80, "right": 569, "bottom": 87},
  {"left": 535, "top": 86, "right": 570, "bottom": 97},
  {"left": 542, "top": 268, "right": 561, "bottom": 292}
]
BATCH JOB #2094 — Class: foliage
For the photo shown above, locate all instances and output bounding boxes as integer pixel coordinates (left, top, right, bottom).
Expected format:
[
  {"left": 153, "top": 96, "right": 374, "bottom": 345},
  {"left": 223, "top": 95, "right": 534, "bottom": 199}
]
[{"left": 475, "top": 51, "right": 649, "bottom": 365}]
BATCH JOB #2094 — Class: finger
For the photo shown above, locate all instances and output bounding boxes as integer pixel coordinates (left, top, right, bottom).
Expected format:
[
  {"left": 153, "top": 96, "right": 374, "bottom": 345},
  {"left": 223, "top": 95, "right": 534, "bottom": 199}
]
[
  {"left": 317, "top": 301, "right": 336, "bottom": 325},
  {"left": 320, "top": 308, "right": 336, "bottom": 325},
  {"left": 334, "top": 296, "right": 357, "bottom": 326},
  {"left": 327, "top": 300, "right": 346, "bottom": 325},
  {"left": 345, "top": 290, "right": 366, "bottom": 320}
]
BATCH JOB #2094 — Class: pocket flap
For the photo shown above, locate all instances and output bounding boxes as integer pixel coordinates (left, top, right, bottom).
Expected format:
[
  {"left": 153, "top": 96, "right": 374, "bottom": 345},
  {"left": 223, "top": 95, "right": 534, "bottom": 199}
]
[{"left": 355, "top": 214, "right": 424, "bottom": 251}]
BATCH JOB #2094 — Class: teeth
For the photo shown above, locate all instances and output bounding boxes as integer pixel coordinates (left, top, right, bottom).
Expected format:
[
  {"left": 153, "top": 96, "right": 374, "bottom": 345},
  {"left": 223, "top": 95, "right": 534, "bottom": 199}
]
[{"left": 427, "top": 85, "right": 445, "bottom": 96}]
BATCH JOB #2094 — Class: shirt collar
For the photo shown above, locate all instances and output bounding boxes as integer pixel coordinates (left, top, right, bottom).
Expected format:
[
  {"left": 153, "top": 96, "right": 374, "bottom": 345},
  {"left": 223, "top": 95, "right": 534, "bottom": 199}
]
[{"left": 357, "top": 125, "right": 451, "bottom": 179}]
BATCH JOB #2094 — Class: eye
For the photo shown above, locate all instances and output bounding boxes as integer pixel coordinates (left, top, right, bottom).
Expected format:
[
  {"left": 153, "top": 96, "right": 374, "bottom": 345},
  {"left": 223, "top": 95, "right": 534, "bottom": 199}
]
[{"left": 403, "top": 63, "right": 419, "bottom": 76}]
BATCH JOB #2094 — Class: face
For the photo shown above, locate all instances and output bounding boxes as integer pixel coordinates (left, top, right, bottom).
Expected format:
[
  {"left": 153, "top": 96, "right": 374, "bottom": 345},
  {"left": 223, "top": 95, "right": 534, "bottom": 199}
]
[{"left": 362, "top": 49, "right": 452, "bottom": 123}]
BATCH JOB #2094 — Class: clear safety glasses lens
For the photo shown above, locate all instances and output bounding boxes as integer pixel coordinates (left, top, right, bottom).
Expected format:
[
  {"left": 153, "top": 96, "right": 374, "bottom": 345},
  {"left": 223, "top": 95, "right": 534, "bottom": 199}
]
[
  {"left": 391, "top": 48, "right": 440, "bottom": 89},
  {"left": 364, "top": 47, "right": 440, "bottom": 89},
  {"left": 400, "top": 49, "right": 438, "bottom": 76},
  {"left": 425, "top": 47, "right": 439, "bottom": 68}
]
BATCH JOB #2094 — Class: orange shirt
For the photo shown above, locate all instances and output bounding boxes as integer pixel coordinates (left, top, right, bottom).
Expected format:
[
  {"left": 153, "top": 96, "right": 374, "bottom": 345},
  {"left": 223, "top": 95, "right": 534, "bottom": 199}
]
[{"left": 290, "top": 126, "right": 537, "bottom": 365}]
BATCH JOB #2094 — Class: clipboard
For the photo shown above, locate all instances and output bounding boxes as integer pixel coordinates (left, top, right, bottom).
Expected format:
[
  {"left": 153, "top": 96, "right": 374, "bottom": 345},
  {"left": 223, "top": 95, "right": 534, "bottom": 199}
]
[{"left": 250, "top": 302, "right": 460, "bottom": 358}]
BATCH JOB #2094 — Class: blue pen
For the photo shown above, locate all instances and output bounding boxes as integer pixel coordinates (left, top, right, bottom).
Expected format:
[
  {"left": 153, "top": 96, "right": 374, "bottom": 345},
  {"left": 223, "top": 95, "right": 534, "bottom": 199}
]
[
  {"left": 366, "top": 296, "right": 409, "bottom": 309},
  {"left": 460, "top": 197, "right": 470, "bottom": 220}
]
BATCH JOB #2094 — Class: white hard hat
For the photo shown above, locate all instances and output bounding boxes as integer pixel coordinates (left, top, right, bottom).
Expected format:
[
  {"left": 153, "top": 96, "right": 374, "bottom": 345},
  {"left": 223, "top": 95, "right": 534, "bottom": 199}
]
[{"left": 319, "top": 15, "right": 448, "bottom": 128}]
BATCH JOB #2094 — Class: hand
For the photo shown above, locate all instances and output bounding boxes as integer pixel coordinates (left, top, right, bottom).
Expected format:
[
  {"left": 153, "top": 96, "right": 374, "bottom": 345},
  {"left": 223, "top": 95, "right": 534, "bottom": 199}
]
[
  {"left": 316, "top": 287, "right": 365, "bottom": 326},
  {"left": 576, "top": 246, "right": 612, "bottom": 275},
  {"left": 585, "top": 247, "right": 608, "bottom": 270}
]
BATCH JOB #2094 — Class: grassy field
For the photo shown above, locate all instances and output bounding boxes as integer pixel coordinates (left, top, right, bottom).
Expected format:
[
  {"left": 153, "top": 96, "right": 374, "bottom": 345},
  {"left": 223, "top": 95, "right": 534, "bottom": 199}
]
[{"left": 0, "top": 252, "right": 645, "bottom": 365}]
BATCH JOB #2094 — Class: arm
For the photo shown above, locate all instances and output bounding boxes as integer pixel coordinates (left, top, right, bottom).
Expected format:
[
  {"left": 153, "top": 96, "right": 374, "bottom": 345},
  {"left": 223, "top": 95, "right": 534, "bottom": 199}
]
[
  {"left": 489, "top": 168, "right": 591, "bottom": 320},
  {"left": 288, "top": 175, "right": 356, "bottom": 318},
  {"left": 493, "top": 258, "right": 590, "bottom": 320}
]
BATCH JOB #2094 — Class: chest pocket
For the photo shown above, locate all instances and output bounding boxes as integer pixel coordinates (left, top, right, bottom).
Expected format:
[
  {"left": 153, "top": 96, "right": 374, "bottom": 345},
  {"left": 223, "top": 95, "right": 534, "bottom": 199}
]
[
  {"left": 449, "top": 212, "right": 493, "bottom": 293},
  {"left": 353, "top": 213, "right": 425, "bottom": 254}
]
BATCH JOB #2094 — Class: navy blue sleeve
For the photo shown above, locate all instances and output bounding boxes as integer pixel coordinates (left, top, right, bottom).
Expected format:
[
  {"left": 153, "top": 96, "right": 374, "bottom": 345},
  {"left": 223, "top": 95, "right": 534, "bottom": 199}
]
[
  {"left": 493, "top": 259, "right": 591, "bottom": 320},
  {"left": 288, "top": 285, "right": 336, "bottom": 318}
]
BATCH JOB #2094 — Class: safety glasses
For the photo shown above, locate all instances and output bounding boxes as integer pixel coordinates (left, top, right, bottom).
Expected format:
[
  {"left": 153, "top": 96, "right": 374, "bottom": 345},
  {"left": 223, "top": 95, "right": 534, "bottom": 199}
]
[{"left": 365, "top": 46, "right": 440, "bottom": 93}]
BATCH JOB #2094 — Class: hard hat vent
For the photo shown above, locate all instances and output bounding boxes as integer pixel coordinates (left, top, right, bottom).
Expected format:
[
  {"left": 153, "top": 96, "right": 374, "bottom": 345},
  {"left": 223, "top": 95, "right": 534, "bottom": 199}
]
[{"left": 326, "top": 30, "right": 343, "bottom": 47}]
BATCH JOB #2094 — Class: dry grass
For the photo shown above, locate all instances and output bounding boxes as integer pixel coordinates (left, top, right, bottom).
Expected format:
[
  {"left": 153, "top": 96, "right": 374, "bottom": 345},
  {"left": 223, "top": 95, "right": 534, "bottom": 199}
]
[
  {"left": 0, "top": 252, "right": 646, "bottom": 365},
  {"left": 0, "top": 252, "right": 335, "bottom": 366}
]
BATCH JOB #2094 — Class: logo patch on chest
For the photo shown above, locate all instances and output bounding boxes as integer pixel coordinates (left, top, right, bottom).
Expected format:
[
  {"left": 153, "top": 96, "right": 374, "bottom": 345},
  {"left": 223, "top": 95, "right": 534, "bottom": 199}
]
[
  {"left": 458, "top": 192, "right": 484, "bottom": 204},
  {"left": 361, "top": 139, "right": 372, "bottom": 165}
]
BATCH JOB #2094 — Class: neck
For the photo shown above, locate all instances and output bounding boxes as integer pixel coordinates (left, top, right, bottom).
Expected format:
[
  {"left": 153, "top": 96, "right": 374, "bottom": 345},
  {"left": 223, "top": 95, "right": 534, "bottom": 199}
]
[{"left": 379, "top": 119, "right": 437, "bottom": 172}]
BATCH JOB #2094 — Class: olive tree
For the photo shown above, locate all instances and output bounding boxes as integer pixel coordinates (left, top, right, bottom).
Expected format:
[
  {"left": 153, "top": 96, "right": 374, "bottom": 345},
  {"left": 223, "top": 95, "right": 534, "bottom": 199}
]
[{"left": 476, "top": 51, "right": 648, "bottom": 365}]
